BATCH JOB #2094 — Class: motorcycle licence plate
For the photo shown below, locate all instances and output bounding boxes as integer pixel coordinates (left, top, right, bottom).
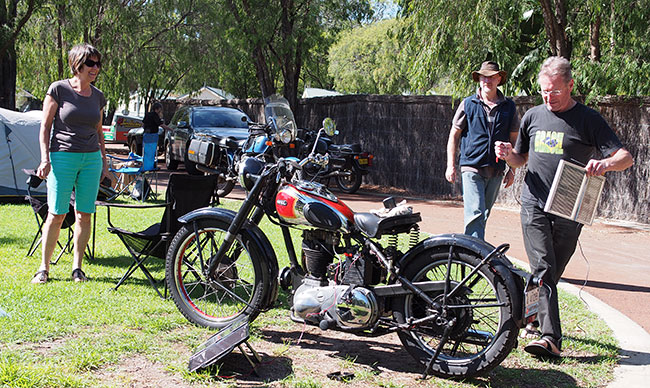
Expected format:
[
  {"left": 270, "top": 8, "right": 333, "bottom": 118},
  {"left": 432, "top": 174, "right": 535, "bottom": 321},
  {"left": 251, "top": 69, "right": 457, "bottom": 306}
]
[
  {"left": 524, "top": 286, "right": 540, "bottom": 318},
  {"left": 358, "top": 158, "right": 369, "bottom": 165}
]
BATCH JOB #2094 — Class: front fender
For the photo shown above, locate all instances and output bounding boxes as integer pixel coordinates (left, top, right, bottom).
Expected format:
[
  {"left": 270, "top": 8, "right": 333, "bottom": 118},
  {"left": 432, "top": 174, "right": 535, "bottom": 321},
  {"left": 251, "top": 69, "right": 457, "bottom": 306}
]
[
  {"left": 178, "top": 207, "right": 279, "bottom": 310},
  {"left": 398, "top": 234, "right": 525, "bottom": 326}
]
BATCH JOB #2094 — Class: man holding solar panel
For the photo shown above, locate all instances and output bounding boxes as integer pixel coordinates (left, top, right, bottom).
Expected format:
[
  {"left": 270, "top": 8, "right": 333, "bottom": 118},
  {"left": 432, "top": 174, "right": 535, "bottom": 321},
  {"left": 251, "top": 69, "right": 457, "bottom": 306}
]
[{"left": 494, "top": 56, "right": 633, "bottom": 358}]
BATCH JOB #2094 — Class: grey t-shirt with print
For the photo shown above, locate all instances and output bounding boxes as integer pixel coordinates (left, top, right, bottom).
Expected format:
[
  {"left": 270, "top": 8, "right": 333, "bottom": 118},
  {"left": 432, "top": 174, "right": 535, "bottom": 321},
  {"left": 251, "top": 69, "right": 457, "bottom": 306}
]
[
  {"left": 47, "top": 79, "right": 107, "bottom": 153},
  {"left": 515, "top": 102, "right": 623, "bottom": 208}
]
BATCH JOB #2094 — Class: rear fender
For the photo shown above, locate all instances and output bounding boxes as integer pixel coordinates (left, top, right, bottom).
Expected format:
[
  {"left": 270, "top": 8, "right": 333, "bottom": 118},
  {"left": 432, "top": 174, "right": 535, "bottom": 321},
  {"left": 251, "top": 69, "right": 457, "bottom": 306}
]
[
  {"left": 178, "top": 207, "right": 279, "bottom": 310},
  {"left": 398, "top": 234, "right": 524, "bottom": 326}
]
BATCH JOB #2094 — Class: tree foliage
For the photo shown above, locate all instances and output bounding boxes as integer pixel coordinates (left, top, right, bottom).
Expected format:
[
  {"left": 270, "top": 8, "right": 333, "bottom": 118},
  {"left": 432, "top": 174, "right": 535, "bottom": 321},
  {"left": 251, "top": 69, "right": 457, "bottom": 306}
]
[
  {"left": 12, "top": 0, "right": 373, "bottom": 113},
  {"left": 399, "top": 0, "right": 650, "bottom": 97},
  {"left": 329, "top": 18, "right": 410, "bottom": 94}
]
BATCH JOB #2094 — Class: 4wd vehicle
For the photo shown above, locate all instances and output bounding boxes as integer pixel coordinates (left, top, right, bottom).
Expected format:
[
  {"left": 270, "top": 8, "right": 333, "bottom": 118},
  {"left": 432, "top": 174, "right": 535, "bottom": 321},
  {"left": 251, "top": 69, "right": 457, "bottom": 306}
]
[{"left": 164, "top": 106, "right": 250, "bottom": 175}]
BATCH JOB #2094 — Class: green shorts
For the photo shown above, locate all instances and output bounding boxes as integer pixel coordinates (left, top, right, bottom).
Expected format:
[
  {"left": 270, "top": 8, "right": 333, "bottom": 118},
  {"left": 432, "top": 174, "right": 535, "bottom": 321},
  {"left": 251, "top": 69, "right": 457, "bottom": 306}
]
[{"left": 47, "top": 151, "right": 103, "bottom": 214}]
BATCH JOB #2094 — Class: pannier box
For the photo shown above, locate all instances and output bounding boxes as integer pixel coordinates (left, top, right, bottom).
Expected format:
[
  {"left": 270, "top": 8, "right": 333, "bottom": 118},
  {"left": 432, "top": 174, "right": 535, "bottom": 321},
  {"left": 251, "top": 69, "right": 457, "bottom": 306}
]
[{"left": 188, "top": 137, "right": 218, "bottom": 167}]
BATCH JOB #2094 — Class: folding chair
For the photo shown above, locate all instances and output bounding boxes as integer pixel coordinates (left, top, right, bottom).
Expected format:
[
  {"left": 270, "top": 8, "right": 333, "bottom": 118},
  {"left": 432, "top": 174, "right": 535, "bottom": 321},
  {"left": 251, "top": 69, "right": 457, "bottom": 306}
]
[
  {"left": 23, "top": 169, "right": 76, "bottom": 265},
  {"left": 107, "top": 132, "right": 159, "bottom": 201},
  {"left": 99, "top": 173, "right": 219, "bottom": 298}
]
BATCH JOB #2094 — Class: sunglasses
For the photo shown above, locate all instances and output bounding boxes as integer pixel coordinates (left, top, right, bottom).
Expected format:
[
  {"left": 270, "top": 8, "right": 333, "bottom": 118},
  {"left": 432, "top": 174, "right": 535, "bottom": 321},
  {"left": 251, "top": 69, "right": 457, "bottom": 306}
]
[{"left": 83, "top": 58, "right": 101, "bottom": 68}]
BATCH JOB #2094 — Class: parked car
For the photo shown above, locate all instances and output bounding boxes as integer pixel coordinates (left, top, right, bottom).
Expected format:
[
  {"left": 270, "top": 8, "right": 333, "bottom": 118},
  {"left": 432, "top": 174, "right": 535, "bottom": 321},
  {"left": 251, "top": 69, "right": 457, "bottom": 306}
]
[
  {"left": 164, "top": 106, "right": 251, "bottom": 175},
  {"left": 103, "top": 112, "right": 143, "bottom": 144},
  {"left": 126, "top": 126, "right": 165, "bottom": 156}
]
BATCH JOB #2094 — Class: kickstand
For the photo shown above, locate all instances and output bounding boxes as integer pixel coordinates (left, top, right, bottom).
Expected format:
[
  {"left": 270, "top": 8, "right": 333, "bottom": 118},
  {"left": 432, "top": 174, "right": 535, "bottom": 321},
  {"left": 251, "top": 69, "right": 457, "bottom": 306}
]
[
  {"left": 421, "top": 318, "right": 456, "bottom": 379},
  {"left": 238, "top": 340, "right": 262, "bottom": 375}
]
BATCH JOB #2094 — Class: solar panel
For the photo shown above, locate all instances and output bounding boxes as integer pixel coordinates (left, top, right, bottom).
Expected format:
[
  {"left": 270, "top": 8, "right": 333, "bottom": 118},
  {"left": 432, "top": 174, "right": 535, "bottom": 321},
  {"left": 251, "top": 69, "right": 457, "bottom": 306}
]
[{"left": 544, "top": 160, "right": 605, "bottom": 225}]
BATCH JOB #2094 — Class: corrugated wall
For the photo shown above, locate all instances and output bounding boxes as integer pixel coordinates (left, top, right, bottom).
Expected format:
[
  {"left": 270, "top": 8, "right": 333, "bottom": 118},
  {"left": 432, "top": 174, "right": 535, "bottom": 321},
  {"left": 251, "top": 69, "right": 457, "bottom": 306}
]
[{"left": 177, "top": 95, "right": 648, "bottom": 224}]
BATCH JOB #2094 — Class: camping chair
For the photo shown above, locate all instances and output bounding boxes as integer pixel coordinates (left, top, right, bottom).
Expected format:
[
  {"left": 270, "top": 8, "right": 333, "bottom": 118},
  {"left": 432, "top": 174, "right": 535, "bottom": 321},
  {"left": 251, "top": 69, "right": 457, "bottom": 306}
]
[
  {"left": 99, "top": 173, "right": 219, "bottom": 298},
  {"left": 23, "top": 169, "right": 76, "bottom": 265},
  {"left": 107, "top": 132, "right": 159, "bottom": 201}
]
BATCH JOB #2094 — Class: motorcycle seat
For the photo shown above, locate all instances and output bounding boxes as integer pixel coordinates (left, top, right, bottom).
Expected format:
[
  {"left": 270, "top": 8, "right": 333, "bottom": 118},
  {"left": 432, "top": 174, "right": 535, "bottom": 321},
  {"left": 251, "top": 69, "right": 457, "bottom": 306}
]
[
  {"left": 354, "top": 212, "right": 422, "bottom": 238},
  {"left": 329, "top": 143, "right": 361, "bottom": 154},
  {"left": 219, "top": 136, "right": 240, "bottom": 150}
]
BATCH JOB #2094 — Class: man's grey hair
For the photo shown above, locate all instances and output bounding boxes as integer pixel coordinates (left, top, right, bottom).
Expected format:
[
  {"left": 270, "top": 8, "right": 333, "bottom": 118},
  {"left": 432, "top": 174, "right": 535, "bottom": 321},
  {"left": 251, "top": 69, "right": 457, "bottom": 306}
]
[{"left": 538, "top": 56, "right": 572, "bottom": 84}]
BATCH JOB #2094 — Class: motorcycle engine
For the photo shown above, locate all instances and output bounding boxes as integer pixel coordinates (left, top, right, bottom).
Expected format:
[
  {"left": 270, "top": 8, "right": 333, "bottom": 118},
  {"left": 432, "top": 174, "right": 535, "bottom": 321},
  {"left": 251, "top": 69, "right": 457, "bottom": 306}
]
[
  {"left": 293, "top": 230, "right": 380, "bottom": 329},
  {"left": 292, "top": 280, "right": 380, "bottom": 330}
]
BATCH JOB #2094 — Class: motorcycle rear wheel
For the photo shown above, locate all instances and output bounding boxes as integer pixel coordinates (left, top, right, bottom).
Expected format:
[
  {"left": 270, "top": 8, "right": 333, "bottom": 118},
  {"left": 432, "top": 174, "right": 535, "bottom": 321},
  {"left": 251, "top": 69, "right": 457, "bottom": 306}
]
[
  {"left": 166, "top": 218, "right": 268, "bottom": 329},
  {"left": 335, "top": 167, "right": 362, "bottom": 194},
  {"left": 392, "top": 248, "right": 517, "bottom": 378}
]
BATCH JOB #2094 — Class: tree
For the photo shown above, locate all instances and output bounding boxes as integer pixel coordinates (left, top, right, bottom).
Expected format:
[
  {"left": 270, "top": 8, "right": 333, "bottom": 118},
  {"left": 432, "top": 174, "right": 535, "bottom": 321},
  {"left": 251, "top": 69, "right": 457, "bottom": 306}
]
[
  {"left": 16, "top": 0, "right": 208, "bottom": 113},
  {"left": 217, "top": 0, "right": 372, "bottom": 110},
  {"left": 329, "top": 18, "right": 410, "bottom": 94},
  {"left": 398, "top": 0, "right": 650, "bottom": 97},
  {"left": 0, "top": 0, "right": 41, "bottom": 109}
]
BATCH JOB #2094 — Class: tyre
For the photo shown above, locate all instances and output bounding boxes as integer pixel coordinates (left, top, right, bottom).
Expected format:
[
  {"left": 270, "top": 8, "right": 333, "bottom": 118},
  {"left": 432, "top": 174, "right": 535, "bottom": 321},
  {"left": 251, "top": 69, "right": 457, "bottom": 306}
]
[
  {"left": 216, "top": 177, "right": 235, "bottom": 197},
  {"left": 184, "top": 149, "right": 201, "bottom": 175},
  {"left": 165, "top": 142, "right": 178, "bottom": 170},
  {"left": 166, "top": 218, "right": 269, "bottom": 328},
  {"left": 335, "top": 167, "right": 362, "bottom": 194},
  {"left": 392, "top": 248, "right": 518, "bottom": 378}
]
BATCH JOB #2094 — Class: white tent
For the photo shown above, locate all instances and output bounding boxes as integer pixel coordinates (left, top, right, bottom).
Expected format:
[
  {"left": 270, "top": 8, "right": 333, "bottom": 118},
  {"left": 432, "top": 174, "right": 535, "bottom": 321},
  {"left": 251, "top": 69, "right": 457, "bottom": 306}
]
[{"left": 0, "top": 108, "right": 44, "bottom": 198}]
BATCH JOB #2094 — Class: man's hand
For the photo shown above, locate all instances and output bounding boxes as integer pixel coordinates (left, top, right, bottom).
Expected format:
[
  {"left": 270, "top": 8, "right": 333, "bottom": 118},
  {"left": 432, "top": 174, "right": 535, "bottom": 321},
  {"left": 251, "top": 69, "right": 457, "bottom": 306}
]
[
  {"left": 585, "top": 159, "right": 608, "bottom": 176},
  {"left": 445, "top": 165, "right": 457, "bottom": 183},
  {"left": 494, "top": 141, "right": 512, "bottom": 161}
]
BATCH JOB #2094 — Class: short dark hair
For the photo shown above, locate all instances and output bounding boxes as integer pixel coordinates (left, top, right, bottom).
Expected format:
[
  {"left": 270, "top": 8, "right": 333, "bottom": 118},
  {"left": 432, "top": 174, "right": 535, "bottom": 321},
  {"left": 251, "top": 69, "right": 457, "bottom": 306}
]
[
  {"left": 68, "top": 43, "right": 102, "bottom": 75},
  {"left": 152, "top": 102, "right": 163, "bottom": 111}
]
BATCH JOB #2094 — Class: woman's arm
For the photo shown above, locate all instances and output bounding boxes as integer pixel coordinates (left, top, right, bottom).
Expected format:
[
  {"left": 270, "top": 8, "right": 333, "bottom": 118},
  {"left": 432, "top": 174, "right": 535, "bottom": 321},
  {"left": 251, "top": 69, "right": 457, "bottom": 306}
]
[
  {"left": 37, "top": 95, "right": 58, "bottom": 179},
  {"left": 96, "top": 108, "right": 109, "bottom": 179}
]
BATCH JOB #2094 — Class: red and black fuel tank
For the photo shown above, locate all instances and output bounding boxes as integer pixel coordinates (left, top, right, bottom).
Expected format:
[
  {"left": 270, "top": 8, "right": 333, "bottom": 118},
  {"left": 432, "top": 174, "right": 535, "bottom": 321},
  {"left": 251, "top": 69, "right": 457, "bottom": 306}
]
[{"left": 275, "top": 182, "right": 354, "bottom": 231}]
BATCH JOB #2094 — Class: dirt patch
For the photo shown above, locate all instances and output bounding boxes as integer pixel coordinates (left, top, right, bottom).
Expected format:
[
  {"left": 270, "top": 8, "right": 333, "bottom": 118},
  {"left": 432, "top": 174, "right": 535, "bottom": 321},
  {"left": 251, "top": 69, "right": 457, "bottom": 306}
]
[{"left": 94, "top": 354, "right": 193, "bottom": 388}]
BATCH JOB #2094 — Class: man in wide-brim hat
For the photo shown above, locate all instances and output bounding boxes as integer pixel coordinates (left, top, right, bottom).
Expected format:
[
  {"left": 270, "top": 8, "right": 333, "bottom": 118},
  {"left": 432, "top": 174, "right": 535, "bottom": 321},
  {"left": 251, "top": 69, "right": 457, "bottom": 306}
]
[
  {"left": 471, "top": 61, "right": 508, "bottom": 85},
  {"left": 444, "top": 60, "right": 518, "bottom": 240}
]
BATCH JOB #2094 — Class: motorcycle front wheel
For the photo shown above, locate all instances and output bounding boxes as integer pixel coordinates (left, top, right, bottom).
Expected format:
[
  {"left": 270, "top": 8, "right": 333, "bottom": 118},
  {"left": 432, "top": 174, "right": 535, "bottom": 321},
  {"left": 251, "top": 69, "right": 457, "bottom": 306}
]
[
  {"left": 166, "top": 218, "right": 269, "bottom": 329},
  {"left": 335, "top": 167, "right": 362, "bottom": 194},
  {"left": 392, "top": 248, "right": 518, "bottom": 378}
]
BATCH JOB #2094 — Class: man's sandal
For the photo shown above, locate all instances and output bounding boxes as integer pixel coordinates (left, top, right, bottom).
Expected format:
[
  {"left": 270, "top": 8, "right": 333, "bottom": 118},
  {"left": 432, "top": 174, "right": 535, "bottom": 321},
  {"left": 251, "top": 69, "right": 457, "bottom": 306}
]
[
  {"left": 72, "top": 268, "right": 87, "bottom": 283},
  {"left": 31, "top": 270, "right": 49, "bottom": 284},
  {"left": 520, "top": 322, "right": 542, "bottom": 339},
  {"left": 524, "top": 337, "right": 561, "bottom": 358}
]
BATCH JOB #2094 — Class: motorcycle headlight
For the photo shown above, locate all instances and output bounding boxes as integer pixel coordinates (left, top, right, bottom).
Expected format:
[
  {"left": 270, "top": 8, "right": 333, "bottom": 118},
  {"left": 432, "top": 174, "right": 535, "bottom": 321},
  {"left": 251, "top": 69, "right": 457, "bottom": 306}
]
[{"left": 276, "top": 128, "right": 293, "bottom": 144}]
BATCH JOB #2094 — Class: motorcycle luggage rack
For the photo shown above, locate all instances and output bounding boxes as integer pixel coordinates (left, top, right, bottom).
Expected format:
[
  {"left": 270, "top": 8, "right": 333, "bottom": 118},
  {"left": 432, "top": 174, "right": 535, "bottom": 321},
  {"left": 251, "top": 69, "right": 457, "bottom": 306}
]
[{"left": 188, "top": 316, "right": 261, "bottom": 373}]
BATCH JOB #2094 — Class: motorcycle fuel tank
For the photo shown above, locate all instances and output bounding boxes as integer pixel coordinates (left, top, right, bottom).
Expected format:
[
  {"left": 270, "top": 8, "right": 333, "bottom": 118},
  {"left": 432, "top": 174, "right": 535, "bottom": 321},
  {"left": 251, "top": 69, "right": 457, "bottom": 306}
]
[{"left": 275, "top": 182, "right": 354, "bottom": 231}]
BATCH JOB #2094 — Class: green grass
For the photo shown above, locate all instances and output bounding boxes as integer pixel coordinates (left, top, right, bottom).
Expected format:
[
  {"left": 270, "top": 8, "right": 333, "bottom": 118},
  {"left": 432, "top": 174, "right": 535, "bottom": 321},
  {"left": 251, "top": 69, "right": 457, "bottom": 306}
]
[{"left": 0, "top": 200, "right": 618, "bottom": 387}]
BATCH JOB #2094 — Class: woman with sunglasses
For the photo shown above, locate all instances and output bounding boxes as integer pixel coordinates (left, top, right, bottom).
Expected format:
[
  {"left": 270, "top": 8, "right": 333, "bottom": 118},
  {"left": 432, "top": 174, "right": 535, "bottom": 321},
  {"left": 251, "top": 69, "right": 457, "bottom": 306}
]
[{"left": 31, "top": 43, "right": 107, "bottom": 284}]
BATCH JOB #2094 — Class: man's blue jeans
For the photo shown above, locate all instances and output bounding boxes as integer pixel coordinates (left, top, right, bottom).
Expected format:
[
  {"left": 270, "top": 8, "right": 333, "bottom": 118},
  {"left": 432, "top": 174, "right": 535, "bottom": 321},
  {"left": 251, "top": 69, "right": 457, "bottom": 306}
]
[{"left": 461, "top": 171, "right": 502, "bottom": 240}]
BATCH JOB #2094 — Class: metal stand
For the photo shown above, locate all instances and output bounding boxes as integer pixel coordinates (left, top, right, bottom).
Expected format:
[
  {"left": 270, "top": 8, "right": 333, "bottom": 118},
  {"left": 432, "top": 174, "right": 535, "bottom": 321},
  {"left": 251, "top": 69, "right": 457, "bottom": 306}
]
[{"left": 188, "top": 317, "right": 257, "bottom": 373}]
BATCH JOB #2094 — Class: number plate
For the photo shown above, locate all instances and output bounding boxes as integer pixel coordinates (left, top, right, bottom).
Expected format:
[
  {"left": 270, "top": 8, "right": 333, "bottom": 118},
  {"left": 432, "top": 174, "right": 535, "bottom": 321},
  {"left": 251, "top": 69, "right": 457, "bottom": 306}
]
[
  {"left": 358, "top": 158, "right": 368, "bottom": 165},
  {"left": 524, "top": 286, "right": 540, "bottom": 318}
]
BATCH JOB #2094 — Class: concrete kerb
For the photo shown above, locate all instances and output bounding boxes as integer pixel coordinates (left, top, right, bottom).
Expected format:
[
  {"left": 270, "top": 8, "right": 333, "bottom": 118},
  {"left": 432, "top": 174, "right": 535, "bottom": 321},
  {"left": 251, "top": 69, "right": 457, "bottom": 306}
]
[{"left": 507, "top": 256, "right": 650, "bottom": 388}]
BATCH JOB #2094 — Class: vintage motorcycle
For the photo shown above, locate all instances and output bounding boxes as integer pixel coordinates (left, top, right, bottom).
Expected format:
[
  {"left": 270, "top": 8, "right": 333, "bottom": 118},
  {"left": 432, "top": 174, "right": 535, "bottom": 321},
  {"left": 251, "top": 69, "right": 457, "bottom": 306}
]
[
  {"left": 297, "top": 127, "right": 373, "bottom": 194},
  {"left": 165, "top": 107, "right": 540, "bottom": 378}
]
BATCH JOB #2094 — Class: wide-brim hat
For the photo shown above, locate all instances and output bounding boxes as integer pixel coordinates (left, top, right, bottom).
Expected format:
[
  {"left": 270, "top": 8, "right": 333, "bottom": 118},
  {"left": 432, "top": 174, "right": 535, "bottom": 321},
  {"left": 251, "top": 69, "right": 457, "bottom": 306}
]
[{"left": 472, "top": 61, "right": 507, "bottom": 86}]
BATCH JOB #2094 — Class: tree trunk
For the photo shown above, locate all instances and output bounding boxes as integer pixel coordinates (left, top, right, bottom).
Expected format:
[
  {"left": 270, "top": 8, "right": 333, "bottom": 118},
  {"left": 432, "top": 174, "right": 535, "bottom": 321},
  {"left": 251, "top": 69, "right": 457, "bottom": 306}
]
[
  {"left": 0, "top": 46, "right": 17, "bottom": 110},
  {"left": 538, "top": 0, "right": 571, "bottom": 59},
  {"left": 57, "top": 4, "right": 65, "bottom": 79},
  {"left": 252, "top": 46, "right": 276, "bottom": 98},
  {"left": 590, "top": 14, "right": 601, "bottom": 62}
]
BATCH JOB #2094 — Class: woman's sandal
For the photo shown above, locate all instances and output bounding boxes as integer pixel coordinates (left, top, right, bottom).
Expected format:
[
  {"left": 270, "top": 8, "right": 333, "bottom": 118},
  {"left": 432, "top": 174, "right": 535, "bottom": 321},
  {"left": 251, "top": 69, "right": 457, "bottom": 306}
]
[
  {"left": 31, "top": 270, "right": 49, "bottom": 284},
  {"left": 520, "top": 322, "right": 542, "bottom": 339},
  {"left": 71, "top": 268, "right": 87, "bottom": 283},
  {"left": 524, "top": 337, "right": 561, "bottom": 358}
]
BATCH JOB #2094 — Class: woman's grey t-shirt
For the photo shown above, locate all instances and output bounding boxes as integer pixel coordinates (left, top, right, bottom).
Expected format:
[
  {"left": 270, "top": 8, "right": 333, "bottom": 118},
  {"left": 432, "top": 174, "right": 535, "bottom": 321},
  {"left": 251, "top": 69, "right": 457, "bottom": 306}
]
[{"left": 47, "top": 79, "right": 107, "bottom": 152}]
